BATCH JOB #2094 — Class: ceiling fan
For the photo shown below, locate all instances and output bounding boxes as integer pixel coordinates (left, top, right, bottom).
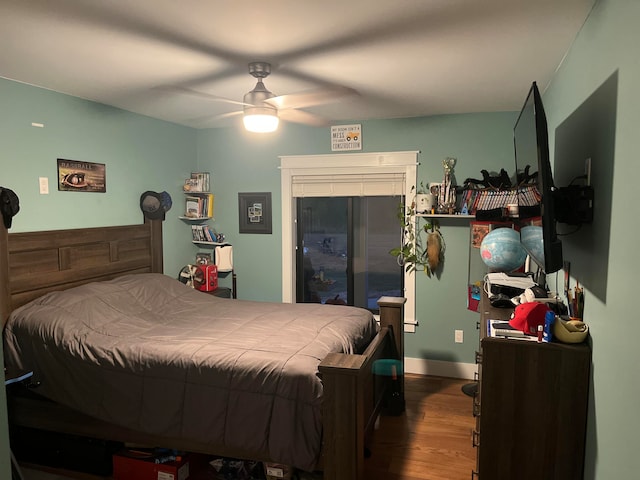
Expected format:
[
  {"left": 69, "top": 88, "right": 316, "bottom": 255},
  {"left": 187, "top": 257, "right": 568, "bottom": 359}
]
[{"left": 162, "top": 61, "right": 357, "bottom": 132}]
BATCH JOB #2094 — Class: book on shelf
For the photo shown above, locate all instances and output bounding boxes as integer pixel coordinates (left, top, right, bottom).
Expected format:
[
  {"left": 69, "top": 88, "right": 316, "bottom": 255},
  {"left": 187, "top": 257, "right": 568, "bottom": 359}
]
[
  {"left": 193, "top": 172, "right": 211, "bottom": 192},
  {"left": 191, "top": 224, "right": 218, "bottom": 243},
  {"left": 487, "top": 319, "right": 536, "bottom": 340},
  {"left": 185, "top": 196, "right": 202, "bottom": 218},
  {"left": 191, "top": 225, "right": 201, "bottom": 242},
  {"left": 184, "top": 193, "right": 214, "bottom": 218},
  {"left": 203, "top": 224, "right": 214, "bottom": 242},
  {"left": 205, "top": 193, "right": 214, "bottom": 218},
  {"left": 183, "top": 172, "right": 210, "bottom": 193},
  {"left": 458, "top": 185, "right": 541, "bottom": 216}
]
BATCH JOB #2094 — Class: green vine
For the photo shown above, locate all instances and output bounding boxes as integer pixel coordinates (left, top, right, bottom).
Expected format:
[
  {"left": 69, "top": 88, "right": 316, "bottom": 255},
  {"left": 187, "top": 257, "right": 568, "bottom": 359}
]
[{"left": 389, "top": 195, "right": 445, "bottom": 277}]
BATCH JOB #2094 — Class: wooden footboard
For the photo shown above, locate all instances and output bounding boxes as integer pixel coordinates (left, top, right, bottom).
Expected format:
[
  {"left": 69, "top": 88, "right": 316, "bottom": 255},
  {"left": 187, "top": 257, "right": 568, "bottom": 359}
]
[{"left": 319, "top": 296, "right": 405, "bottom": 480}]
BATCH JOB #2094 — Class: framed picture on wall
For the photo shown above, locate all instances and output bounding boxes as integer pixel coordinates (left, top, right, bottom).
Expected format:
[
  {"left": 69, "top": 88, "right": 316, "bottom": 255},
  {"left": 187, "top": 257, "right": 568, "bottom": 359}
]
[
  {"left": 238, "top": 192, "right": 272, "bottom": 234},
  {"left": 57, "top": 158, "right": 106, "bottom": 192},
  {"left": 470, "top": 222, "right": 491, "bottom": 248}
]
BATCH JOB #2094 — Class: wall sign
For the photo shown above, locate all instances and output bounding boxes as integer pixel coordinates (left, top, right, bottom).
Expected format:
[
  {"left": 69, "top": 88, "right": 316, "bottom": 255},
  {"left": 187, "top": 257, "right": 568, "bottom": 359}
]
[
  {"left": 57, "top": 158, "right": 106, "bottom": 192},
  {"left": 331, "top": 124, "right": 362, "bottom": 151}
]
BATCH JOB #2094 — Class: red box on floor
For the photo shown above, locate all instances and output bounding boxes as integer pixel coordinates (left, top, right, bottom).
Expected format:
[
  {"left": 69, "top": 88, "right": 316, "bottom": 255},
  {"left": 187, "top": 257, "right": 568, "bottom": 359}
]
[{"left": 113, "top": 451, "right": 190, "bottom": 480}]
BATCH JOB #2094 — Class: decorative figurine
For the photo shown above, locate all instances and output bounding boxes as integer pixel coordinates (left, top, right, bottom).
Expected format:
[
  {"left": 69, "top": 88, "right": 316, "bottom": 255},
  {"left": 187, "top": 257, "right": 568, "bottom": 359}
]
[{"left": 439, "top": 157, "right": 457, "bottom": 213}]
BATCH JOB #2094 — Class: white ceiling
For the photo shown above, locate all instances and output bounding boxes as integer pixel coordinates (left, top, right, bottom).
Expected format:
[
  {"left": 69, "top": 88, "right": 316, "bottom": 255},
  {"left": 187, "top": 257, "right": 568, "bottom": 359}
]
[{"left": 0, "top": 0, "right": 596, "bottom": 129}]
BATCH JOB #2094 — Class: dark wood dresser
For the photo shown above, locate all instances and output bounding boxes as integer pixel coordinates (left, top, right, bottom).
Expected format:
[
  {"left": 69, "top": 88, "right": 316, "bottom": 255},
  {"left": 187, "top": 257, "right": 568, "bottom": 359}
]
[{"left": 473, "top": 294, "right": 591, "bottom": 479}]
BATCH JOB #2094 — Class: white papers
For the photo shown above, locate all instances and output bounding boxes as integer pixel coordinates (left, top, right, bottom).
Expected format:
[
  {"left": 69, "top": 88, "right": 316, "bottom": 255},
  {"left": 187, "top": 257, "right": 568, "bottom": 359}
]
[{"left": 487, "top": 319, "right": 537, "bottom": 341}]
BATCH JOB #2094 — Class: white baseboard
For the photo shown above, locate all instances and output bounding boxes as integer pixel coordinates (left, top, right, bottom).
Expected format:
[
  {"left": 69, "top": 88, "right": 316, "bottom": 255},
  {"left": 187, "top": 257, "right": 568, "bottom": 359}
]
[{"left": 404, "top": 357, "right": 477, "bottom": 380}]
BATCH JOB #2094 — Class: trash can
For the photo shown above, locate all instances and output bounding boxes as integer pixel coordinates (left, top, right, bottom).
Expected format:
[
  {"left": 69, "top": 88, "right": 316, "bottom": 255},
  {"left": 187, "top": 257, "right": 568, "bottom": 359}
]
[{"left": 372, "top": 359, "right": 405, "bottom": 416}]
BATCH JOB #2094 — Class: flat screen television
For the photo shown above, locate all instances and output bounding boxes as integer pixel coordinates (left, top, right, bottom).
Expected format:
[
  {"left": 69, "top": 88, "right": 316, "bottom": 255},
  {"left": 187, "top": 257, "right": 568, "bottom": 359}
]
[{"left": 513, "top": 81, "right": 563, "bottom": 276}]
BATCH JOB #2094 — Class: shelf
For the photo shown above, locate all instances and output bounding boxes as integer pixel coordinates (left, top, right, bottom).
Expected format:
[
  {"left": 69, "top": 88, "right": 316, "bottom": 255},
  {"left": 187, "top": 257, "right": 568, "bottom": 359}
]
[
  {"left": 416, "top": 214, "right": 475, "bottom": 219},
  {"left": 179, "top": 216, "right": 213, "bottom": 221},
  {"left": 193, "top": 241, "right": 229, "bottom": 247}
]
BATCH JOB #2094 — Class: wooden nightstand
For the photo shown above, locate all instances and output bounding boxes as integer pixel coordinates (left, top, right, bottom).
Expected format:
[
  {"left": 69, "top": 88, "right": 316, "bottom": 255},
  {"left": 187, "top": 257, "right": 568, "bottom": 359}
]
[
  {"left": 208, "top": 287, "right": 232, "bottom": 298},
  {"left": 208, "top": 271, "right": 237, "bottom": 298}
]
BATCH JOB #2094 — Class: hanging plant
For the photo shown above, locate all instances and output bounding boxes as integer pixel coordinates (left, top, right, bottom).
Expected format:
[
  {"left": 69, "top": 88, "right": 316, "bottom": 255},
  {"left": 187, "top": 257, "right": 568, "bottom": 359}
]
[
  {"left": 426, "top": 226, "right": 445, "bottom": 273},
  {"left": 389, "top": 193, "right": 446, "bottom": 277}
]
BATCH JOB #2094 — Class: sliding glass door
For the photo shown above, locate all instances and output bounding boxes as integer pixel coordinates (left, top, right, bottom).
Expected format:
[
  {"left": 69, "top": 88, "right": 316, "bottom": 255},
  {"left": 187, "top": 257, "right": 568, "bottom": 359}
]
[{"left": 296, "top": 196, "right": 402, "bottom": 312}]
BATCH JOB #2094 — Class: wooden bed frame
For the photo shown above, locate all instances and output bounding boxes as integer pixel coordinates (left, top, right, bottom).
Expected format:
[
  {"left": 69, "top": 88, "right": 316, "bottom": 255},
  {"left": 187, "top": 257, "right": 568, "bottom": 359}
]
[{"left": 0, "top": 219, "right": 405, "bottom": 480}]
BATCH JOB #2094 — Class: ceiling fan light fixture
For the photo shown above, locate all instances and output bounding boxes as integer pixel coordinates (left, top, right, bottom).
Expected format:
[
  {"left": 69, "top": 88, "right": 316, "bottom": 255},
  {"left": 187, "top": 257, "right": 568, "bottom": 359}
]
[
  {"left": 243, "top": 111, "right": 279, "bottom": 133},
  {"left": 243, "top": 77, "right": 279, "bottom": 133}
]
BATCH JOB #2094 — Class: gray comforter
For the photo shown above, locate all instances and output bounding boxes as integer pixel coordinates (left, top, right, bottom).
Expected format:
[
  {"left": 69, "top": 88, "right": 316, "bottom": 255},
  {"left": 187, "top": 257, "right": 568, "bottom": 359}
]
[{"left": 3, "top": 273, "right": 377, "bottom": 471}]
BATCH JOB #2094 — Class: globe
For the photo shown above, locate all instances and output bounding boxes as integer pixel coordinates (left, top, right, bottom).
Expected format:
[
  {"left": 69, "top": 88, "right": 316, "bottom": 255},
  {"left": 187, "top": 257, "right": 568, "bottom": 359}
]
[
  {"left": 480, "top": 227, "right": 527, "bottom": 272},
  {"left": 520, "top": 225, "right": 544, "bottom": 266}
]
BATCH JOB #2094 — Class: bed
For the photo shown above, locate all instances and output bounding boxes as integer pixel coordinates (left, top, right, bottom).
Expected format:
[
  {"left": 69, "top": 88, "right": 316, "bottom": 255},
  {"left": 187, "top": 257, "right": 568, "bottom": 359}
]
[{"left": 0, "top": 219, "right": 405, "bottom": 480}]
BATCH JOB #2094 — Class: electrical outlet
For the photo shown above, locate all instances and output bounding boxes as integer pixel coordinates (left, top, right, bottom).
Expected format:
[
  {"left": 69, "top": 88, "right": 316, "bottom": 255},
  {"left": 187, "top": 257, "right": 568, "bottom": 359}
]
[{"left": 455, "top": 330, "right": 464, "bottom": 343}]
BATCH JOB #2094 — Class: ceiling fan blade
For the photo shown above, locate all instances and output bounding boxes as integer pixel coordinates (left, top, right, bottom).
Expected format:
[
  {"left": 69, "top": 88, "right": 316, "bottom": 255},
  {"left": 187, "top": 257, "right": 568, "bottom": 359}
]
[
  {"left": 279, "top": 108, "right": 330, "bottom": 127},
  {"left": 215, "top": 110, "right": 244, "bottom": 120},
  {"left": 189, "top": 110, "right": 243, "bottom": 124},
  {"left": 182, "top": 110, "right": 244, "bottom": 129},
  {"left": 266, "top": 86, "right": 358, "bottom": 110},
  {"left": 153, "top": 85, "right": 251, "bottom": 107}
]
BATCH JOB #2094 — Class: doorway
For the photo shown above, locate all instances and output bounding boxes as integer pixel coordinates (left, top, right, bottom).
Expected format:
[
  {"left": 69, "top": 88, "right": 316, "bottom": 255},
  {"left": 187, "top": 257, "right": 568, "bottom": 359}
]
[
  {"left": 296, "top": 196, "right": 403, "bottom": 312},
  {"left": 280, "top": 150, "right": 418, "bottom": 328}
]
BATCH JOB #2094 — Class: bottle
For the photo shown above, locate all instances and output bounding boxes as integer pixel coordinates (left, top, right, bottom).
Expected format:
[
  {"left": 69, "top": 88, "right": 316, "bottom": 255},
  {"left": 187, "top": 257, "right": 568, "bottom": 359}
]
[
  {"left": 537, "top": 324, "right": 543, "bottom": 343},
  {"left": 543, "top": 311, "right": 555, "bottom": 343}
]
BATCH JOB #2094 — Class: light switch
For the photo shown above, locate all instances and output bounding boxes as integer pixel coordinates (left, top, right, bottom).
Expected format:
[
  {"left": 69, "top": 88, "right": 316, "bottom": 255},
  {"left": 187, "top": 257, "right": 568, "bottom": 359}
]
[
  {"left": 39, "top": 177, "right": 49, "bottom": 194},
  {"left": 455, "top": 329, "right": 464, "bottom": 343}
]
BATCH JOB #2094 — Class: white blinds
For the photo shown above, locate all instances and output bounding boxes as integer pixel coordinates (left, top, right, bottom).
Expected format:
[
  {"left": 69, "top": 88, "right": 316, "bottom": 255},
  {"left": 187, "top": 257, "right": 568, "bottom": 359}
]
[{"left": 291, "top": 172, "right": 405, "bottom": 197}]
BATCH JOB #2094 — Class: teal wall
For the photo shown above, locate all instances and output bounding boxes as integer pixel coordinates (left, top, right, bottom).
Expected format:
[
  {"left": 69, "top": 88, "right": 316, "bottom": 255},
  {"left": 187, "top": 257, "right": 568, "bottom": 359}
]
[
  {"left": 0, "top": 78, "right": 197, "bottom": 478},
  {"left": 196, "top": 113, "right": 516, "bottom": 352},
  {"left": 0, "top": 78, "right": 198, "bottom": 276},
  {"left": 2, "top": 1, "right": 638, "bottom": 477},
  {"left": 542, "top": 0, "right": 640, "bottom": 478}
]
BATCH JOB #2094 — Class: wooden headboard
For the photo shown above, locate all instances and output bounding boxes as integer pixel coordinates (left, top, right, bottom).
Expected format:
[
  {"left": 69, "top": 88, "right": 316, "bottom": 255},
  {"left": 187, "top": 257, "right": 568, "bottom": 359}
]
[{"left": 0, "top": 219, "right": 163, "bottom": 326}]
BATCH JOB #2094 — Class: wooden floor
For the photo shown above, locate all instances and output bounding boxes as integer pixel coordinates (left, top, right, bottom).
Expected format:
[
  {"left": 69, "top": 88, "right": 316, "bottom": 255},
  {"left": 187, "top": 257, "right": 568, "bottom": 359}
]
[
  {"left": 363, "top": 374, "right": 476, "bottom": 480},
  {"left": 21, "top": 374, "right": 476, "bottom": 480}
]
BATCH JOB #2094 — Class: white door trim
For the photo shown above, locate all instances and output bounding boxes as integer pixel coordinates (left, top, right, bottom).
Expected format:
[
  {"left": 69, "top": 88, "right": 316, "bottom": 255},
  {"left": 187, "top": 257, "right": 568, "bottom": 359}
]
[{"left": 279, "top": 151, "right": 419, "bottom": 328}]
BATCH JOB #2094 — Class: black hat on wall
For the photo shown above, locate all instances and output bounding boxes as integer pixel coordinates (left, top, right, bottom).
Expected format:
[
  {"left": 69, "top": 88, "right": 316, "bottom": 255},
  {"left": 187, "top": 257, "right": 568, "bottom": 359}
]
[
  {"left": 140, "top": 191, "right": 172, "bottom": 221},
  {"left": 0, "top": 187, "right": 20, "bottom": 229}
]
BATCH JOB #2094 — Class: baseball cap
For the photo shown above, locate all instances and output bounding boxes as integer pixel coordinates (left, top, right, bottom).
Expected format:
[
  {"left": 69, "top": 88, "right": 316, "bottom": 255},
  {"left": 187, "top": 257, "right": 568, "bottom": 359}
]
[
  {"left": 140, "top": 191, "right": 172, "bottom": 221},
  {"left": 509, "top": 301, "right": 549, "bottom": 335},
  {"left": 0, "top": 187, "right": 20, "bottom": 228}
]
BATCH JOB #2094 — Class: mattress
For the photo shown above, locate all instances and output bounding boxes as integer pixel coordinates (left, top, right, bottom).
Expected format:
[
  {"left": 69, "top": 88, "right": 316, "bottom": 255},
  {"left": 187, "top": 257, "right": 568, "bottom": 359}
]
[{"left": 3, "top": 273, "right": 377, "bottom": 471}]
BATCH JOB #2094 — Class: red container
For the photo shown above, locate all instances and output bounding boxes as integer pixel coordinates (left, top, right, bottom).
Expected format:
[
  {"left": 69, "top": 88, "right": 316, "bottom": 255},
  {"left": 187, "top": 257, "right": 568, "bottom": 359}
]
[
  {"left": 113, "top": 451, "right": 190, "bottom": 480},
  {"left": 194, "top": 264, "right": 218, "bottom": 292}
]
